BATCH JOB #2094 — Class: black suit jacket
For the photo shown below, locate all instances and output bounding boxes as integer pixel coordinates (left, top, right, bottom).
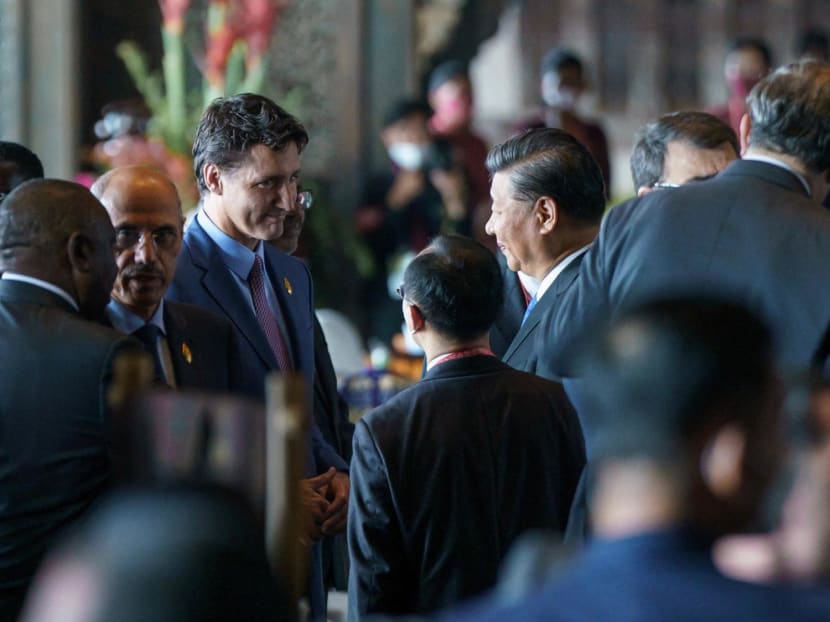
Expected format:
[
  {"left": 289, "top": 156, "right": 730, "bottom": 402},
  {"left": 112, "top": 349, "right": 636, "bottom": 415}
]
[
  {"left": 348, "top": 356, "right": 585, "bottom": 619},
  {"left": 502, "top": 255, "right": 583, "bottom": 378},
  {"left": 490, "top": 254, "right": 527, "bottom": 359},
  {"left": 312, "top": 316, "right": 354, "bottom": 461},
  {"left": 0, "top": 280, "right": 136, "bottom": 619},
  {"left": 540, "top": 159, "right": 830, "bottom": 377},
  {"left": 162, "top": 300, "right": 236, "bottom": 392}
]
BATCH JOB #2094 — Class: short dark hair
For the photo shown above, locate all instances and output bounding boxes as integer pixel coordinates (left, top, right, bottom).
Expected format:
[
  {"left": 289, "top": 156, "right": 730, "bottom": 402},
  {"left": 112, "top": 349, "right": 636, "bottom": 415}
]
[
  {"left": 403, "top": 234, "right": 503, "bottom": 341},
  {"left": 428, "top": 60, "right": 468, "bottom": 94},
  {"left": 383, "top": 99, "right": 433, "bottom": 129},
  {"left": 730, "top": 36, "right": 773, "bottom": 69},
  {"left": 799, "top": 28, "right": 829, "bottom": 60},
  {"left": 0, "top": 141, "right": 44, "bottom": 185},
  {"left": 541, "top": 48, "right": 583, "bottom": 78},
  {"left": 486, "top": 128, "right": 606, "bottom": 222},
  {"left": 192, "top": 93, "right": 309, "bottom": 195},
  {"left": 630, "top": 111, "right": 739, "bottom": 189},
  {"left": 747, "top": 60, "right": 830, "bottom": 173},
  {"left": 579, "top": 296, "right": 774, "bottom": 461}
]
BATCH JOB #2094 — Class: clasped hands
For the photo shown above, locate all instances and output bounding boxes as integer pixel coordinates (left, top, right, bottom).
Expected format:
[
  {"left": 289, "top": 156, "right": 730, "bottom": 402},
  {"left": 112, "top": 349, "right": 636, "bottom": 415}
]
[{"left": 300, "top": 467, "right": 349, "bottom": 543}]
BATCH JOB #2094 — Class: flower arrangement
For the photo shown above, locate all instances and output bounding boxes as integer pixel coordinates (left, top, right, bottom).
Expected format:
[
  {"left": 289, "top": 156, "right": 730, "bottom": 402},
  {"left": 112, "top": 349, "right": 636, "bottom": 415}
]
[{"left": 91, "top": 0, "right": 297, "bottom": 209}]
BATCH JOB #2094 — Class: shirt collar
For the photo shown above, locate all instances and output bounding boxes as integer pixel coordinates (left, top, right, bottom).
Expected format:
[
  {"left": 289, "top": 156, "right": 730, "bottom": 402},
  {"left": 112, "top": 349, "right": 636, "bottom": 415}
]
[
  {"left": 517, "top": 271, "right": 541, "bottom": 297},
  {"left": 742, "top": 154, "right": 812, "bottom": 197},
  {"left": 1, "top": 272, "right": 79, "bottom": 311},
  {"left": 107, "top": 297, "right": 167, "bottom": 335},
  {"left": 536, "top": 244, "right": 591, "bottom": 301},
  {"left": 196, "top": 209, "right": 264, "bottom": 279}
]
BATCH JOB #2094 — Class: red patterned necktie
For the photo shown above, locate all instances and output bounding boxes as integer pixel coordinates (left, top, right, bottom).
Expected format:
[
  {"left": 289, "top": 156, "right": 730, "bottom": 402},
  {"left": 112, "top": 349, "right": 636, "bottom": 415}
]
[{"left": 248, "top": 255, "right": 293, "bottom": 371}]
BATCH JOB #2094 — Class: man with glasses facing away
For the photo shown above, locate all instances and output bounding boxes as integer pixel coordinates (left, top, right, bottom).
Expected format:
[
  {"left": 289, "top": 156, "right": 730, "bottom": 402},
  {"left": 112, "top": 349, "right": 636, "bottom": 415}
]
[
  {"left": 630, "top": 110, "right": 739, "bottom": 196},
  {"left": 348, "top": 234, "right": 585, "bottom": 620},
  {"left": 91, "top": 165, "right": 236, "bottom": 390}
]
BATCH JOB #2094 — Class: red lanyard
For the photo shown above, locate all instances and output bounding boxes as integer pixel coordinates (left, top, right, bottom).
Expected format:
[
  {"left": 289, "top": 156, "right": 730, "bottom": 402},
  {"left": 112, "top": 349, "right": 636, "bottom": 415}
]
[{"left": 429, "top": 347, "right": 495, "bottom": 369}]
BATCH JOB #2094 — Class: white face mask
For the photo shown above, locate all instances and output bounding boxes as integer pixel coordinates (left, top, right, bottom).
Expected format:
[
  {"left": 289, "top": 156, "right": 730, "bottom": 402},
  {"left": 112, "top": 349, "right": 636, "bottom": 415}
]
[{"left": 388, "top": 142, "right": 429, "bottom": 170}]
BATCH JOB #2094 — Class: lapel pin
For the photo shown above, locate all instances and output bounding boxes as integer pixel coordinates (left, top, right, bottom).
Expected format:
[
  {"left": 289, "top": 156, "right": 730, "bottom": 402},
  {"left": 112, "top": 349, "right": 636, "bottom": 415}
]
[
  {"left": 283, "top": 277, "right": 293, "bottom": 295},
  {"left": 181, "top": 342, "right": 193, "bottom": 365}
]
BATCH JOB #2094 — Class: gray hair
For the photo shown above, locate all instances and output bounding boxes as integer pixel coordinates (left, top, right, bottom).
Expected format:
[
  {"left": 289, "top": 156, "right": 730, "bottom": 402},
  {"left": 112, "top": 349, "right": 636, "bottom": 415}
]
[{"left": 747, "top": 60, "right": 830, "bottom": 173}]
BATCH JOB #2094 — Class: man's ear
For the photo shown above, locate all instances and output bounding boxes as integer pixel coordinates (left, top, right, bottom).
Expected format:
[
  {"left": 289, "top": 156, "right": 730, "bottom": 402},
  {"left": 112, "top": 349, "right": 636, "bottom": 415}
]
[
  {"left": 66, "top": 231, "right": 96, "bottom": 274},
  {"left": 637, "top": 186, "right": 653, "bottom": 197},
  {"left": 203, "top": 163, "right": 224, "bottom": 195},
  {"left": 535, "top": 196, "right": 558, "bottom": 234},
  {"left": 404, "top": 301, "right": 425, "bottom": 334},
  {"left": 739, "top": 113, "right": 751, "bottom": 157},
  {"left": 700, "top": 422, "right": 746, "bottom": 500}
]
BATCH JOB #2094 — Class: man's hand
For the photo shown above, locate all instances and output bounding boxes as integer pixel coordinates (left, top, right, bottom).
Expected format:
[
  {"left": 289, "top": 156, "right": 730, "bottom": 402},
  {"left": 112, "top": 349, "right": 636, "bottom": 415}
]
[
  {"left": 386, "top": 170, "right": 425, "bottom": 210},
  {"left": 322, "top": 471, "right": 350, "bottom": 536},
  {"left": 299, "top": 468, "right": 336, "bottom": 543}
]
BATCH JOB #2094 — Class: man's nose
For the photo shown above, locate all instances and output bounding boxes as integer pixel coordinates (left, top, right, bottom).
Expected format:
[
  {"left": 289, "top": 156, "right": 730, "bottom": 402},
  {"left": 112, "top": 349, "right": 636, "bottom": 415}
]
[
  {"left": 134, "top": 233, "right": 157, "bottom": 263},
  {"left": 485, "top": 212, "right": 495, "bottom": 236}
]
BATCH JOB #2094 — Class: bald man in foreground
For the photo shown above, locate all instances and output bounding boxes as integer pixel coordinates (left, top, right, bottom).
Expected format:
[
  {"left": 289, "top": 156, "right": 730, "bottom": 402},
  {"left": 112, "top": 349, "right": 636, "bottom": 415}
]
[
  {"left": 92, "top": 166, "right": 236, "bottom": 390},
  {"left": 0, "top": 179, "right": 138, "bottom": 620}
]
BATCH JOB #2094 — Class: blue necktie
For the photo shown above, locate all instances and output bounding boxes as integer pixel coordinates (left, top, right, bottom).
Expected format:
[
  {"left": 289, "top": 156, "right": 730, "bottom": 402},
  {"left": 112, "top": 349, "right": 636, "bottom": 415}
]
[{"left": 521, "top": 295, "right": 537, "bottom": 327}]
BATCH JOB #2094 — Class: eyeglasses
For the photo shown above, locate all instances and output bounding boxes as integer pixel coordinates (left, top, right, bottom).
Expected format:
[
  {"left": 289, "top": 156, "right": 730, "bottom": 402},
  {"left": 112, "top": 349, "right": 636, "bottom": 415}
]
[
  {"left": 114, "top": 226, "right": 179, "bottom": 251},
  {"left": 396, "top": 285, "right": 405, "bottom": 300},
  {"left": 297, "top": 189, "right": 313, "bottom": 210}
]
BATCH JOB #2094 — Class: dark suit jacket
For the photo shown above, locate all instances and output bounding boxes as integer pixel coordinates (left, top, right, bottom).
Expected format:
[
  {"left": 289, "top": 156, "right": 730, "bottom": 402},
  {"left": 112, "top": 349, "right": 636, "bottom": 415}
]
[
  {"left": 312, "top": 315, "right": 354, "bottom": 462},
  {"left": 489, "top": 255, "right": 528, "bottom": 359},
  {"left": 0, "top": 280, "right": 135, "bottom": 620},
  {"left": 539, "top": 159, "right": 830, "bottom": 378},
  {"left": 347, "top": 356, "right": 585, "bottom": 619},
  {"left": 502, "top": 255, "right": 582, "bottom": 378},
  {"left": 166, "top": 218, "right": 347, "bottom": 474},
  {"left": 441, "top": 529, "right": 830, "bottom": 622},
  {"left": 163, "top": 301, "right": 235, "bottom": 391}
]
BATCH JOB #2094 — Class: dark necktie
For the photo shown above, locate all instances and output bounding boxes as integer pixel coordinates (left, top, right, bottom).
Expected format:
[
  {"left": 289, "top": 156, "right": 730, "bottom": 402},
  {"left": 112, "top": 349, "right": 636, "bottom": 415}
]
[
  {"left": 132, "top": 323, "right": 168, "bottom": 385},
  {"left": 248, "top": 255, "right": 293, "bottom": 371}
]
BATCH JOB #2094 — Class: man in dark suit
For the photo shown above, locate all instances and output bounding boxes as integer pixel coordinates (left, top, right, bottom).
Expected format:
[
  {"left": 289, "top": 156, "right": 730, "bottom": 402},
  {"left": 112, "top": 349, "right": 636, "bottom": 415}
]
[
  {"left": 348, "top": 235, "right": 585, "bottom": 619},
  {"left": 92, "top": 166, "right": 235, "bottom": 391},
  {"left": 165, "top": 94, "right": 348, "bottom": 618},
  {"left": 484, "top": 128, "right": 605, "bottom": 378},
  {"left": 539, "top": 60, "right": 830, "bottom": 380},
  {"left": 441, "top": 297, "right": 830, "bottom": 622},
  {"left": 0, "top": 179, "right": 136, "bottom": 620}
]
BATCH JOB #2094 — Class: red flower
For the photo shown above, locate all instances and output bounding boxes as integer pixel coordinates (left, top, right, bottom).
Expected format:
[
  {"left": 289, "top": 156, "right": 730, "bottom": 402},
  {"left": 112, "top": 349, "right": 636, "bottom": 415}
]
[{"left": 233, "top": 0, "right": 289, "bottom": 61}]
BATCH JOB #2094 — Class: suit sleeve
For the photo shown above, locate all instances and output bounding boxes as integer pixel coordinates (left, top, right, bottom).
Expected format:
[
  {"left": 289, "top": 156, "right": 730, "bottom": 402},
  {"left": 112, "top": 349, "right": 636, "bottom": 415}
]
[
  {"left": 348, "top": 420, "right": 407, "bottom": 619},
  {"left": 536, "top": 206, "right": 621, "bottom": 379}
]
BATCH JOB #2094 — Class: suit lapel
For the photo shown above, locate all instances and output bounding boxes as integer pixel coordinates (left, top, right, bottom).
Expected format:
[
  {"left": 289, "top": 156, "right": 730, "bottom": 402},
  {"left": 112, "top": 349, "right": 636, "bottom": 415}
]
[
  {"left": 502, "top": 256, "right": 584, "bottom": 363},
  {"left": 186, "top": 221, "right": 278, "bottom": 369},
  {"left": 163, "top": 303, "right": 190, "bottom": 387}
]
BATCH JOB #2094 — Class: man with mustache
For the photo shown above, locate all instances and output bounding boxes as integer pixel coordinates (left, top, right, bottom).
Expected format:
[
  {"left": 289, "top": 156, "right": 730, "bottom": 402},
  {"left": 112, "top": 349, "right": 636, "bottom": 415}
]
[{"left": 92, "top": 165, "right": 235, "bottom": 390}]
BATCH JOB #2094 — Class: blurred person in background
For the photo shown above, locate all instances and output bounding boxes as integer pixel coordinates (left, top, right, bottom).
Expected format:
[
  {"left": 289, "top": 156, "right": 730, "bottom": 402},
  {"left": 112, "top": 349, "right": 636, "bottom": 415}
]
[
  {"left": 515, "top": 48, "right": 611, "bottom": 196},
  {"left": 356, "top": 99, "right": 468, "bottom": 344},
  {"left": 709, "top": 37, "right": 773, "bottom": 135}
]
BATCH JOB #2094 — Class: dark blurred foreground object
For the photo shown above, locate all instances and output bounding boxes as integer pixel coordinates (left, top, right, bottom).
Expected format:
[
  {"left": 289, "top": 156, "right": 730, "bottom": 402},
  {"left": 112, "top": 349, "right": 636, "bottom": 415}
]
[
  {"left": 20, "top": 486, "right": 295, "bottom": 622},
  {"left": 437, "top": 297, "right": 830, "bottom": 622},
  {"left": 106, "top": 359, "right": 309, "bottom": 617}
]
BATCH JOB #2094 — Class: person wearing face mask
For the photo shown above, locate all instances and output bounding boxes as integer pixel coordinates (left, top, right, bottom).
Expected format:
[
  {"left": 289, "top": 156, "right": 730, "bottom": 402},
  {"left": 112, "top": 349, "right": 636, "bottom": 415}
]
[
  {"left": 709, "top": 37, "right": 773, "bottom": 136},
  {"left": 427, "top": 60, "right": 493, "bottom": 249},
  {"left": 515, "top": 48, "right": 611, "bottom": 197},
  {"left": 355, "top": 99, "right": 469, "bottom": 343}
]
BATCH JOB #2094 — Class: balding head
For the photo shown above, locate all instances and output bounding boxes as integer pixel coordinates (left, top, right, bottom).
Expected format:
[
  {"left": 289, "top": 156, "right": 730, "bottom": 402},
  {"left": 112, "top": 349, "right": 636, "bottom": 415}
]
[
  {"left": 0, "top": 179, "right": 116, "bottom": 320},
  {"left": 91, "top": 166, "right": 183, "bottom": 320}
]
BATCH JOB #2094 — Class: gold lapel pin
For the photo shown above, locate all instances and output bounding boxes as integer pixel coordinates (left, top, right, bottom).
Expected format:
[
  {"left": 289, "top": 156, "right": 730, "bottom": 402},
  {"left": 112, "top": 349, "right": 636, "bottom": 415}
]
[
  {"left": 283, "top": 277, "right": 293, "bottom": 295},
  {"left": 181, "top": 342, "right": 193, "bottom": 365}
]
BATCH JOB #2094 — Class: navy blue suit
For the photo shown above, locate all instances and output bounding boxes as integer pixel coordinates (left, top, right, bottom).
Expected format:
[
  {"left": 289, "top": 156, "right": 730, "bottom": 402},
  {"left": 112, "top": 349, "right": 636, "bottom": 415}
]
[
  {"left": 441, "top": 529, "right": 830, "bottom": 622},
  {"left": 166, "top": 217, "right": 347, "bottom": 474},
  {"left": 166, "top": 217, "right": 346, "bottom": 618}
]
